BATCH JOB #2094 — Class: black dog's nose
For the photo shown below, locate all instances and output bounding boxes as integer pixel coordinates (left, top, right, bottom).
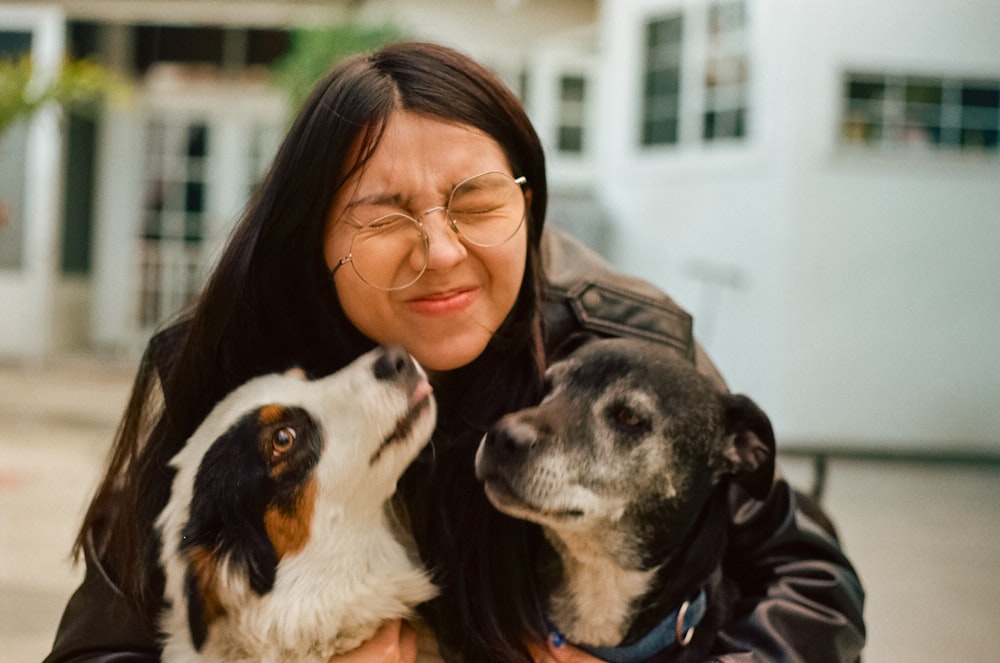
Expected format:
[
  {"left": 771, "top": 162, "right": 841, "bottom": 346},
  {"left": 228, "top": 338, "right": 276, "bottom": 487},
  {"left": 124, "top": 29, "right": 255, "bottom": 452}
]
[
  {"left": 374, "top": 345, "right": 413, "bottom": 381},
  {"left": 486, "top": 424, "right": 536, "bottom": 458}
]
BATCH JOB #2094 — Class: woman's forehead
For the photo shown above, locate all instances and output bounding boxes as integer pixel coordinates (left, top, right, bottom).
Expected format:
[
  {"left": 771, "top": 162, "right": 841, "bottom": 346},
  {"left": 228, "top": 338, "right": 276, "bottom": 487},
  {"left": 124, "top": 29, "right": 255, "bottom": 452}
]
[{"left": 344, "top": 111, "right": 511, "bottom": 194}]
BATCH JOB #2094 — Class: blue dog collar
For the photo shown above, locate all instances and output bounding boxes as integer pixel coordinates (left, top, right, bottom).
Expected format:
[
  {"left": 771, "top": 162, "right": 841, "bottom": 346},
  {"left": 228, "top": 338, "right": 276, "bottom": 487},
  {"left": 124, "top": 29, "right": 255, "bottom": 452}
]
[{"left": 551, "top": 588, "right": 708, "bottom": 663}]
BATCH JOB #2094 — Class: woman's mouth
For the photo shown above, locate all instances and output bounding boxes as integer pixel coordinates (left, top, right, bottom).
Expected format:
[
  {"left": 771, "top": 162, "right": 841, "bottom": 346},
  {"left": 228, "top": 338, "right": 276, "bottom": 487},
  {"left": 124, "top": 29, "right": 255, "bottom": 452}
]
[{"left": 405, "top": 288, "right": 476, "bottom": 316}]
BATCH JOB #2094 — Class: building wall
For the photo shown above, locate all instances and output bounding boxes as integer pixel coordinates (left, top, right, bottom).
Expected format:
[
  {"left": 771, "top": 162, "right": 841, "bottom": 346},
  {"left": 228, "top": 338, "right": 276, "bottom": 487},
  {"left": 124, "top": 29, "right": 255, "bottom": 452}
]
[
  {"left": 780, "top": 0, "right": 1000, "bottom": 447},
  {"left": 596, "top": 0, "right": 1000, "bottom": 449}
]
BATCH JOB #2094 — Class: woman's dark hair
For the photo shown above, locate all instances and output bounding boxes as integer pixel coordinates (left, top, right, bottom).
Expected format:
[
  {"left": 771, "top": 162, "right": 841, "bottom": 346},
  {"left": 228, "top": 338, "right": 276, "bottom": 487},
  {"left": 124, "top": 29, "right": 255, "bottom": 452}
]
[{"left": 75, "top": 41, "right": 549, "bottom": 661}]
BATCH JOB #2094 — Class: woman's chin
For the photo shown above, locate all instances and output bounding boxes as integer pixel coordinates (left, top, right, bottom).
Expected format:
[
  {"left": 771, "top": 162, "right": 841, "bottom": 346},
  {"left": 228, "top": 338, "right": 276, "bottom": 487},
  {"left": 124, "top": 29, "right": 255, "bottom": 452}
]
[{"left": 408, "top": 334, "right": 492, "bottom": 375}]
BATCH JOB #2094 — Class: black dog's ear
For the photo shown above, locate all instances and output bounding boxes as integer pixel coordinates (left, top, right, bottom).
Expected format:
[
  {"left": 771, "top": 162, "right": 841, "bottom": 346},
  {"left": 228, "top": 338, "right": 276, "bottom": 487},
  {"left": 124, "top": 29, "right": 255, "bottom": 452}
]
[
  {"left": 717, "top": 394, "right": 776, "bottom": 499},
  {"left": 549, "top": 332, "right": 597, "bottom": 363}
]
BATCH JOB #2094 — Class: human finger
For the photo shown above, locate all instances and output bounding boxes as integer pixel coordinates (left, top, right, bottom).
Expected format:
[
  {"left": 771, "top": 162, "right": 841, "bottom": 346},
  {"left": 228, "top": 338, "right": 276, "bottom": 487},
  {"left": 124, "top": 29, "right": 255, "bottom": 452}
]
[{"left": 327, "top": 619, "right": 417, "bottom": 663}]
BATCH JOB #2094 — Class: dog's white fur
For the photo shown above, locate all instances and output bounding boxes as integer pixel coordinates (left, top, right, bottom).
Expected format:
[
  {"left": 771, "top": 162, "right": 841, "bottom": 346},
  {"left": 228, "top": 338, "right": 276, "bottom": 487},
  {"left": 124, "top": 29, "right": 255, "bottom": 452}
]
[{"left": 156, "top": 347, "right": 438, "bottom": 663}]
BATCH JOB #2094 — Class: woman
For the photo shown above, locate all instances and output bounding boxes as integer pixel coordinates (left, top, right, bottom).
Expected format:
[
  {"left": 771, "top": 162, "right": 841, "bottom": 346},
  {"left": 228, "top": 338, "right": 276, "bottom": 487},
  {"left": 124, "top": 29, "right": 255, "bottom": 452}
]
[{"left": 45, "top": 42, "right": 864, "bottom": 663}]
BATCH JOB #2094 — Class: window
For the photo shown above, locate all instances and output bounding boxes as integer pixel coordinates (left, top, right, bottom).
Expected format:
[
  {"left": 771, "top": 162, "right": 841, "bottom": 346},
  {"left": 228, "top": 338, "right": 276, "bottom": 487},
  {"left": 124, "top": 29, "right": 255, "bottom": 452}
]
[
  {"left": 843, "top": 73, "right": 1000, "bottom": 153},
  {"left": 640, "top": 0, "right": 751, "bottom": 147},
  {"left": 557, "top": 74, "right": 587, "bottom": 153},
  {"left": 704, "top": 0, "right": 749, "bottom": 141},
  {"left": 641, "top": 14, "right": 683, "bottom": 145}
]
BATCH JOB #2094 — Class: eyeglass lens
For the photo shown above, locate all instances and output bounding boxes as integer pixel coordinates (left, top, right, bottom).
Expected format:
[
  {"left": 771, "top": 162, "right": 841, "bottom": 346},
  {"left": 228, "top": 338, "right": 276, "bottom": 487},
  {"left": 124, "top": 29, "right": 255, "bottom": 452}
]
[{"left": 346, "top": 171, "right": 526, "bottom": 291}]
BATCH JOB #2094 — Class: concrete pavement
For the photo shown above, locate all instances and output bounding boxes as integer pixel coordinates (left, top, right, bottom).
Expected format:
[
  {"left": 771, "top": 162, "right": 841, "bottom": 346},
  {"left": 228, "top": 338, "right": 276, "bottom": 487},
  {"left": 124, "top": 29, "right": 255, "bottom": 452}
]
[{"left": 1, "top": 356, "right": 998, "bottom": 662}]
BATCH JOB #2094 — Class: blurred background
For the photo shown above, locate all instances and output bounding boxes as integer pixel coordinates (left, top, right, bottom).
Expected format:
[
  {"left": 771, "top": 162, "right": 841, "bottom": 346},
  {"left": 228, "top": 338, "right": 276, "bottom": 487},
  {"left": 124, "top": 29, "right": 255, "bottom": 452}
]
[{"left": 1, "top": 0, "right": 998, "bottom": 661}]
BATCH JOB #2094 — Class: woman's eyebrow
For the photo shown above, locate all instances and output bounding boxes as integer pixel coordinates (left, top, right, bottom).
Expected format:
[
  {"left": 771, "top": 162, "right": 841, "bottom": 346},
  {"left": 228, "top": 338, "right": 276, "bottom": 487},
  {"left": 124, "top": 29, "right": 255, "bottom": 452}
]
[{"left": 344, "top": 192, "right": 406, "bottom": 210}]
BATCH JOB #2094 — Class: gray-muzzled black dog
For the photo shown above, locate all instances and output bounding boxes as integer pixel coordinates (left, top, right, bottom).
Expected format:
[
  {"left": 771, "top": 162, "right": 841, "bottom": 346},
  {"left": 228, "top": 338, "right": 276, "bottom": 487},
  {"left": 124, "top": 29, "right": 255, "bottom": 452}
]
[{"left": 474, "top": 336, "right": 777, "bottom": 662}]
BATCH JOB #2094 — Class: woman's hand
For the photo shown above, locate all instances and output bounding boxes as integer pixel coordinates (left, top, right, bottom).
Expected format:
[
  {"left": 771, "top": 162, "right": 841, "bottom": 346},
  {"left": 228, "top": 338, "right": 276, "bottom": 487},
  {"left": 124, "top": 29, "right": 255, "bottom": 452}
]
[
  {"left": 527, "top": 635, "right": 605, "bottom": 663},
  {"left": 328, "top": 619, "right": 418, "bottom": 663}
]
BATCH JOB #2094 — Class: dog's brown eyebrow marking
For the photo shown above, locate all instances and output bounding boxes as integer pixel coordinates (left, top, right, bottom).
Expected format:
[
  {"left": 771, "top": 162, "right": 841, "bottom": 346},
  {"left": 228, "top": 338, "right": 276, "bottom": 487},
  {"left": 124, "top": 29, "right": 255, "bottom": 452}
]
[
  {"left": 186, "top": 545, "right": 227, "bottom": 626},
  {"left": 264, "top": 477, "right": 316, "bottom": 559},
  {"left": 258, "top": 404, "right": 286, "bottom": 426}
]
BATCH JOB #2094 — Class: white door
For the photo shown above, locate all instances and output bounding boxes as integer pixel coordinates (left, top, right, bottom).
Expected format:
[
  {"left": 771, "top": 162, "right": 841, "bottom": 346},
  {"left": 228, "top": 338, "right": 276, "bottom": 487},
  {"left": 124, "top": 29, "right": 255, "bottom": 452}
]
[{"left": 90, "top": 86, "right": 285, "bottom": 353}]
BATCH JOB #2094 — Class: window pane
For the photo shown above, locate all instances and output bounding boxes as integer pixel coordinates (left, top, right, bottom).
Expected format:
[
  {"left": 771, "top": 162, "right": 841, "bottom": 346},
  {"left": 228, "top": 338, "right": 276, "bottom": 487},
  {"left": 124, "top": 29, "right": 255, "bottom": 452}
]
[
  {"left": 557, "top": 75, "right": 586, "bottom": 154},
  {"left": 134, "top": 25, "right": 225, "bottom": 75},
  {"left": 644, "top": 118, "right": 678, "bottom": 145},
  {"left": 704, "top": 108, "right": 746, "bottom": 140},
  {"left": 903, "top": 79, "right": 943, "bottom": 145},
  {"left": 962, "top": 85, "right": 1000, "bottom": 109},
  {"left": 246, "top": 29, "right": 290, "bottom": 65},
  {"left": 187, "top": 124, "right": 208, "bottom": 158},
  {"left": 648, "top": 16, "right": 683, "bottom": 47},
  {"left": 960, "top": 84, "right": 1000, "bottom": 138},
  {"left": 848, "top": 79, "right": 886, "bottom": 102},
  {"left": 709, "top": 0, "right": 746, "bottom": 35},
  {"left": 647, "top": 69, "right": 680, "bottom": 96},
  {"left": 560, "top": 76, "right": 586, "bottom": 103},
  {"left": 843, "top": 75, "right": 887, "bottom": 145},
  {"left": 962, "top": 129, "right": 999, "bottom": 150},
  {"left": 558, "top": 126, "right": 584, "bottom": 153},
  {"left": 705, "top": 54, "right": 747, "bottom": 88},
  {"left": 906, "top": 81, "right": 942, "bottom": 105}
]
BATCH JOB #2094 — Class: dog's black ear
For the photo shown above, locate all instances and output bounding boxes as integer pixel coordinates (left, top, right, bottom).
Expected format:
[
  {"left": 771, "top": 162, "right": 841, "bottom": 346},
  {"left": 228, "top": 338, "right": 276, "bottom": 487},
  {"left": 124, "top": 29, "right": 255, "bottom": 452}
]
[
  {"left": 718, "top": 394, "right": 776, "bottom": 499},
  {"left": 184, "top": 565, "right": 209, "bottom": 650},
  {"left": 181, "top": 412, "right": 280, "bottom": 596}
]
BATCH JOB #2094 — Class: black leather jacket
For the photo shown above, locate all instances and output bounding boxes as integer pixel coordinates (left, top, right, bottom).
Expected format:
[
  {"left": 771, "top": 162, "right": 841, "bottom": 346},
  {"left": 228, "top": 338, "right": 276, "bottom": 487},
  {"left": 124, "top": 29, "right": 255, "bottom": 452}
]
[{"left": 44, "top": 228, "right": 865, "bottom": 663}]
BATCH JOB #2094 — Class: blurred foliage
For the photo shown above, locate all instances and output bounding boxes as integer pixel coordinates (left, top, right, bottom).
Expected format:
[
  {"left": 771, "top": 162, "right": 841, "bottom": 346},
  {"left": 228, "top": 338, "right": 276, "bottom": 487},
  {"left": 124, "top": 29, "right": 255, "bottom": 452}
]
[
  {"left": 0, "top": 56, "right": 130, "bottom": 138},
  {"left": 271, "top": 22, "right": 406, "bottom": 113}
]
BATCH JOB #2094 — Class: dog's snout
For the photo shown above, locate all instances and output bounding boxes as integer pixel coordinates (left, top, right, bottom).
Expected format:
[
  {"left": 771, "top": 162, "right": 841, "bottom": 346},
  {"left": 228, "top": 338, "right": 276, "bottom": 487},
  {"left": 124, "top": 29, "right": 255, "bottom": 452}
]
[{"left": 374, "top": 345, "right": 413, "bottom": 381}]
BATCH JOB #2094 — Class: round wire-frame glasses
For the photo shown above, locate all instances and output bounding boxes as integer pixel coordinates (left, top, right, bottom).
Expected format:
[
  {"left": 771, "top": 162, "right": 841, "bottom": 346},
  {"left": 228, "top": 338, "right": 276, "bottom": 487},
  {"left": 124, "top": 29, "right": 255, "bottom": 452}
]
[{"left": 331, "top": 170, "right": 528, "bottom": 291}]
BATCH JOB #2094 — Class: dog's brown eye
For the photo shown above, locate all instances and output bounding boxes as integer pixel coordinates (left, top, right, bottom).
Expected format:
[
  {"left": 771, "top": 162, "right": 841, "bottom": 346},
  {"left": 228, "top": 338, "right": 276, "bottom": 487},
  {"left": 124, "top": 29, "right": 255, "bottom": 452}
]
[
  {"left": 609, "top": 404, "right": 649, "bottom": 433},
  {"left": 616, "top": 408, "right": 641, "bottom": 427},
  {"left": 272, "top": 427, "right": 296, "bottom": 454}
]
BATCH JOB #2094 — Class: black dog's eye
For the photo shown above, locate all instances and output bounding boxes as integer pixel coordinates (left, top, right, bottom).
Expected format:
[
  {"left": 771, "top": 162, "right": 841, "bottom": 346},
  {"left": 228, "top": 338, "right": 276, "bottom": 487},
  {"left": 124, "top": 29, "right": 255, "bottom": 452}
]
[
  {"left": 272, "top": 427, "right": 297, "bottom": 455},
  {"left": 607, "top": 403, "right": 650, "bottom": 434}
]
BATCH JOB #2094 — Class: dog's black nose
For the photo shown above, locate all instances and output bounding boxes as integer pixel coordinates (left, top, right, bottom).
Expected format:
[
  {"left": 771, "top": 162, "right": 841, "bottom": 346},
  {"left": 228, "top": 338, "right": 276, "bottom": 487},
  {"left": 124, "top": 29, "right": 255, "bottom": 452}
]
[
  {"left": 486, "top": 425, "right": 536, "bottom": 458},
  {"left": 374, "top": 345, "right": 413, "bottom": 381}
]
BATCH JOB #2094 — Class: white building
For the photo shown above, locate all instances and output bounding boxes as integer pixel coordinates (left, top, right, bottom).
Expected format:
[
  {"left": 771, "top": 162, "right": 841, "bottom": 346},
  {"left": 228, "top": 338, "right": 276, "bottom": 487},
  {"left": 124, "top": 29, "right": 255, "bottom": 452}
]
[
  {"left": 2, "top": 0, "right": 998, "bottom": 452},
  {"left": 591, "top": 0, "right": 1000, "bottom": 451}
]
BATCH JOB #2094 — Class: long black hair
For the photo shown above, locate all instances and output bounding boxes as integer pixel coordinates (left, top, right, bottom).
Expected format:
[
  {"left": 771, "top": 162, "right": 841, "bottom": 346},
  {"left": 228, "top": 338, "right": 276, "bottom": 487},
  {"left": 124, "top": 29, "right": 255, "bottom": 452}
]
[{"left": 75, "top": 41, "right": 550, "bottom": 661}]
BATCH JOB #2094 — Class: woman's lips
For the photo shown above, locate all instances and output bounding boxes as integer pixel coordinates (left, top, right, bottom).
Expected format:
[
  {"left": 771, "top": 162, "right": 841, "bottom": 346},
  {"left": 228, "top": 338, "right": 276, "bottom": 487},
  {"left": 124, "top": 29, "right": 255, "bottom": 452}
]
[{"left": 404, "top": 287, "right": 477, "bottom": 316}]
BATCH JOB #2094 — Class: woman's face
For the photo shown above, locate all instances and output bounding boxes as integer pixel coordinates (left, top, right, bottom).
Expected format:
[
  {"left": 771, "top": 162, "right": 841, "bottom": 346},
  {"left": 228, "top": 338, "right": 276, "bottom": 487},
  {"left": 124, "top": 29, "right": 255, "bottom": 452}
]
[{"left": 325, "top": 110, "right": 528, "bottom": 373}]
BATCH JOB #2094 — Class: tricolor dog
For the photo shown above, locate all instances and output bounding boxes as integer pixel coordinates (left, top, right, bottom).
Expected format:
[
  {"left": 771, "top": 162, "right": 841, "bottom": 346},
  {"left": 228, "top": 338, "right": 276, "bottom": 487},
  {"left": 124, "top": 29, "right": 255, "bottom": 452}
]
[
  {"left": 156, "top": 345, "right": 438, "bottom": 663},
  {"left": 475, "top": 337, "right": 776, "bottom": 662}
]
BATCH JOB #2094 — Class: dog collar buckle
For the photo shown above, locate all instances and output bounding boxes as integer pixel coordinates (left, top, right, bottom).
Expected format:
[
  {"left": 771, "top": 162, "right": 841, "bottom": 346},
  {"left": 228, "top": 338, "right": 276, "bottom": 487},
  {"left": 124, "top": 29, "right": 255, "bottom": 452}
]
[{"left": 675, "top": 598, "right": 696, "bottom": 647}]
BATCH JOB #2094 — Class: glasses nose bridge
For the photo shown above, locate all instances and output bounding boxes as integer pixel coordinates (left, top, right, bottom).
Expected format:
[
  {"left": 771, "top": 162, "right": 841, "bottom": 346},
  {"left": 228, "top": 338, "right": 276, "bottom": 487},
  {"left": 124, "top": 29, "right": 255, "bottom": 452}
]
[{"left": 416, "top": 205, "right": 458, "bottom": 235}]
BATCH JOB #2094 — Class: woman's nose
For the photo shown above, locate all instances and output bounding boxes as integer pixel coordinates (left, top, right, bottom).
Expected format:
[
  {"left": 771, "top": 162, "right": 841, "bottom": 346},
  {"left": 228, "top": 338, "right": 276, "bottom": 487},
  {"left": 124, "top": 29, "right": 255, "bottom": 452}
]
[{"left": 420, "top": 208, "right": 467, "bottom": 270}]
